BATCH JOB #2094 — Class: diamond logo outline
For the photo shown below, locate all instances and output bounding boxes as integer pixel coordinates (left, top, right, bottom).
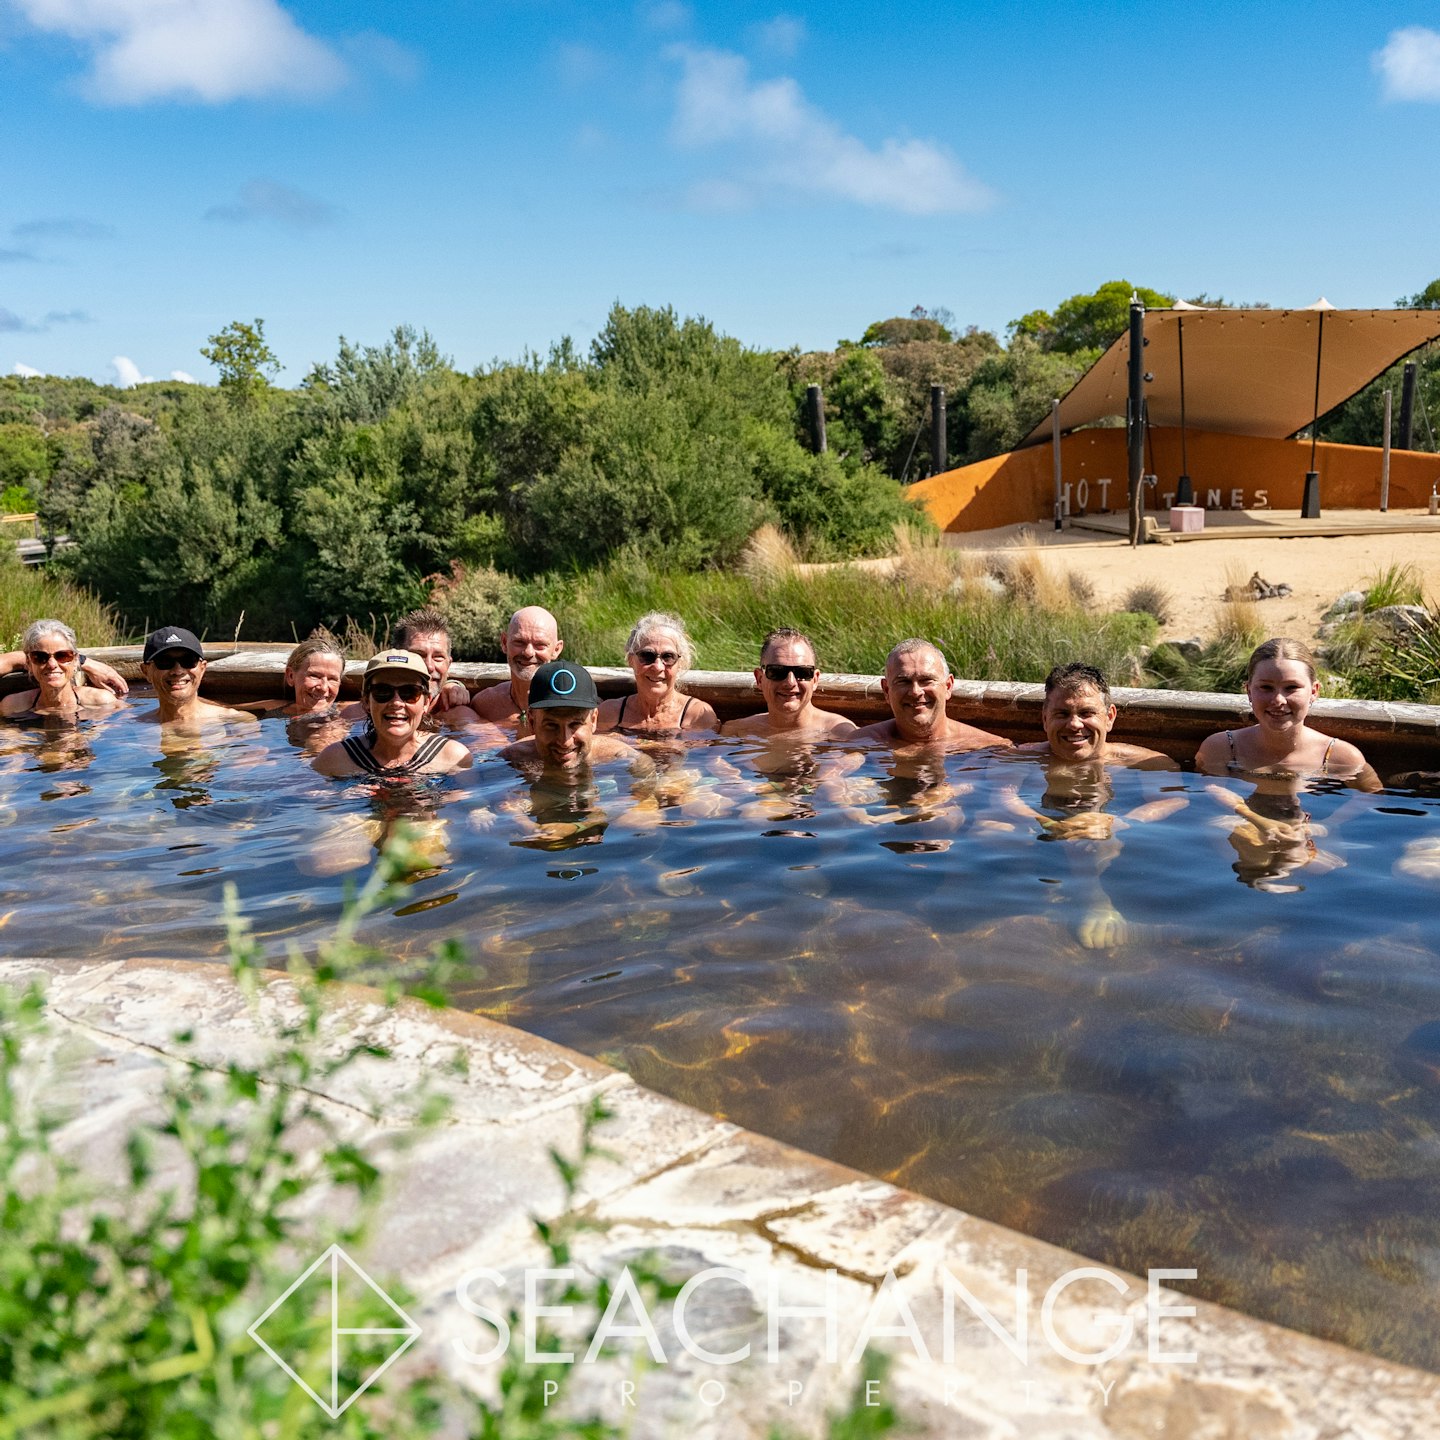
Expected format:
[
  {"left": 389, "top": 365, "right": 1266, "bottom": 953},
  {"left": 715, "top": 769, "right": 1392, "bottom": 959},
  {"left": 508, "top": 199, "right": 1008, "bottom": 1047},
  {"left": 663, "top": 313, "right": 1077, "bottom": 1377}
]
[{"left": 247, "top": 1243, "right": 422, "bottom": 1418}]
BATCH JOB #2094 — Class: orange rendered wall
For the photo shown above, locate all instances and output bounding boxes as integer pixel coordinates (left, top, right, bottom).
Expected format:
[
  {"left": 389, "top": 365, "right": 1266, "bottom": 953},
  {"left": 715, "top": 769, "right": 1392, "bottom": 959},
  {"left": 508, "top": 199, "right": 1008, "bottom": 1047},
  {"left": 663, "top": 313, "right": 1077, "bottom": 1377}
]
[{"left": 909, "top": 427, "right": 1440, "bottom": 533}]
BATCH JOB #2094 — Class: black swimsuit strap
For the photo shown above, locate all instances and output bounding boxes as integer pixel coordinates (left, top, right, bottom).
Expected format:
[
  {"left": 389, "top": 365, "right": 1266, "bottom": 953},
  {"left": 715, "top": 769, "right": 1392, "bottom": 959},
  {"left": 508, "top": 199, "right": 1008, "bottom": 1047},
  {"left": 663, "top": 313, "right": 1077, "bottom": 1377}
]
[{"left": 617, "top": 694, "right": 629, "bottom": 726}]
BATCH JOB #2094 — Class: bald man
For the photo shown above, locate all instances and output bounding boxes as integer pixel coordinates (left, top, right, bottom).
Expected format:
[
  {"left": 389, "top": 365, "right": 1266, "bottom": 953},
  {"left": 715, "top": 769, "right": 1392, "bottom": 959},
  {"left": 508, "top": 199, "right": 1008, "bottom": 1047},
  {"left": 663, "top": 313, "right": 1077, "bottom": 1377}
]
[
  {"left": 853, "top": 639, "right": 1010, "bottom": 753},
  {"left": 470, "top": 606, "right": 564, "bottom": 730}
]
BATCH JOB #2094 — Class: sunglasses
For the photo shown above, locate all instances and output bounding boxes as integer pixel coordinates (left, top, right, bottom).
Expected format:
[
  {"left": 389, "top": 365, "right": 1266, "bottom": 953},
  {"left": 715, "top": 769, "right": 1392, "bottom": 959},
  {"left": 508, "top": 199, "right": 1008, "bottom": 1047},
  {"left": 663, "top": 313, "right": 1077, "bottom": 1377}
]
[
  {"left": 763, "top": 664, "right": 817, "bottom": 682},
  {"left": 29, "top": 649, "right": 77, "bottom": 666},
  {"left": 367, "top": 682, "right": 427, "bottom": 703},
  {"left": 634, "top": 649, "right": 680, "bottom": 666},
  {"left": 150, "top": 651, "right": 200, "bottom": 670}
]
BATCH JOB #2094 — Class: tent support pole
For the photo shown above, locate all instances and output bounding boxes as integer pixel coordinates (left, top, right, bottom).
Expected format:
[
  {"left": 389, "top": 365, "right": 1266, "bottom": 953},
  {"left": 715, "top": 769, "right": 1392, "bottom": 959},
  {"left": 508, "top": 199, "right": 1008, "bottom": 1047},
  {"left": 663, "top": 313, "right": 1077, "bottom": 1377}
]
[{"left": 1127, "top": 301, "right": 1145, "bottom": 546}]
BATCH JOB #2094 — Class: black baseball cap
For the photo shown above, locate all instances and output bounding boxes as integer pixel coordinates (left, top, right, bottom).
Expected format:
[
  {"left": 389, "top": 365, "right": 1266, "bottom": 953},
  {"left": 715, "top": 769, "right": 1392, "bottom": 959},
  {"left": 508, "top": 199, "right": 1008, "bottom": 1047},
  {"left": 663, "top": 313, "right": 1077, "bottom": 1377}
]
[
  {"left": 527, "top": 660, "right": 599, "bottom": 710},
  {"left": 143, "top": 626, "right": 203, "bottom": 664}
]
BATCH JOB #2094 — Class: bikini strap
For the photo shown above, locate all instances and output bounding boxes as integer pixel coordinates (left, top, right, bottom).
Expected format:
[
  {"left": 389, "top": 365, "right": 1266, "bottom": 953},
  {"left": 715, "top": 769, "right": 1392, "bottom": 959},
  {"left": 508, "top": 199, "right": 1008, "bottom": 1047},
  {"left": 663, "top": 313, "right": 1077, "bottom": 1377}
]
[
  {"left": 341, "top": 735, "right": 384, "bottom": 774},
  {"left": 411, "top": 733, "right": 450, "bottom": 770},
  {"left": 1227, "top": 730, "right": 1236, "bottom": 763},
  {"left": 678, "top": 696, "right": 693, "bottom": 726},
  {"left": 1320, "top": 735, "right": 1335, "bottom": 775},
  {"left": 617, "top": 694, "right": 629, "bottom": 726}
]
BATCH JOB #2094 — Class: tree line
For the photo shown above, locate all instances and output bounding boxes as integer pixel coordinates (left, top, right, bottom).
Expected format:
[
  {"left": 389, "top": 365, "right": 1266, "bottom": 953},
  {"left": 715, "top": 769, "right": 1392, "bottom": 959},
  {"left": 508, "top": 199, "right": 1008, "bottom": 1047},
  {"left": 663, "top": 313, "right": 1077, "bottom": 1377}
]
[{"left": 1, "top": 281, "right": 1436, "bottom": 640}]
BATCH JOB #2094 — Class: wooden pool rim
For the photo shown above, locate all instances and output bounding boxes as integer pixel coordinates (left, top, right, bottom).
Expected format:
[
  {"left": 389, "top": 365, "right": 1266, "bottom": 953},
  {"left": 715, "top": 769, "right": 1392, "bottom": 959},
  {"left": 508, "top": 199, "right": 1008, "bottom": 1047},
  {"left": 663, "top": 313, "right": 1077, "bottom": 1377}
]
[{"left": 73, "top": 644, "right": 1440, "bottom": 773}]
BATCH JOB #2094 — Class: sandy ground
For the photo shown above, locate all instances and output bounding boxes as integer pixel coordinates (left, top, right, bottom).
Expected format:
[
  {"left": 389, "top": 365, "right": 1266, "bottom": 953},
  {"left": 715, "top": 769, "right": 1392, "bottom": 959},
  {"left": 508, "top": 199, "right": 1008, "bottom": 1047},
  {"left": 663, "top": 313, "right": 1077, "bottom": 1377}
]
[{"left": 936, "top": 512, "right": 1440, "bottom": 645}]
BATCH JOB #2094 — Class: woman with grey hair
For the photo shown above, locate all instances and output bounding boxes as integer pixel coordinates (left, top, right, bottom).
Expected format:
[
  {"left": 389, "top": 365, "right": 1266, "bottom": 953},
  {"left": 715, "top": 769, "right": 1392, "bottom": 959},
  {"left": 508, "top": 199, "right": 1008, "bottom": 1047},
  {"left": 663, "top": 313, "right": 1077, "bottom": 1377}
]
[
  {"left": 596, "top": 611, "right": 719, "bottom": 737},
  {"left": 0, "top": 620, "right": 123, "bottom": 718}
]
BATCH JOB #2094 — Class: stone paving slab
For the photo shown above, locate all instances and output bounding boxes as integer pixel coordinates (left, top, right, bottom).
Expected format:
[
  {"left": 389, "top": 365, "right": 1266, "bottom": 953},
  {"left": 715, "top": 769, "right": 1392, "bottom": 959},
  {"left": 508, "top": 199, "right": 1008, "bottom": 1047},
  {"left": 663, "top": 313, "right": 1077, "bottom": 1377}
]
[{"left": 6, "top": 954, "right": 1439, "bottom": 1439}]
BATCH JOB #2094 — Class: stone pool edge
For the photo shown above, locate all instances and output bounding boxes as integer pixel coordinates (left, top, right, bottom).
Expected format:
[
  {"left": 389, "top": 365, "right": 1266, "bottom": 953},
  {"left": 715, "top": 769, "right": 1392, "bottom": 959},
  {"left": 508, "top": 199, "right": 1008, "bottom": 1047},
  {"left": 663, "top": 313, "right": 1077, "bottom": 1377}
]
[{"left": 6, "top": 953, "right": 1436, "bottom": 1438}]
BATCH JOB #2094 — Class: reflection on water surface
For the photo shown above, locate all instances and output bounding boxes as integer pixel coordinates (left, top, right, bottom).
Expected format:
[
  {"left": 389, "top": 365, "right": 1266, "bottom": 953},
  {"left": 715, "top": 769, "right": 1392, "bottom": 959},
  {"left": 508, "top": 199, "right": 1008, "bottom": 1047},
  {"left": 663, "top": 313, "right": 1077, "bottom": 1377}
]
[{"left": 2, "top": 708, "right": 1440, "bottom": 1371}]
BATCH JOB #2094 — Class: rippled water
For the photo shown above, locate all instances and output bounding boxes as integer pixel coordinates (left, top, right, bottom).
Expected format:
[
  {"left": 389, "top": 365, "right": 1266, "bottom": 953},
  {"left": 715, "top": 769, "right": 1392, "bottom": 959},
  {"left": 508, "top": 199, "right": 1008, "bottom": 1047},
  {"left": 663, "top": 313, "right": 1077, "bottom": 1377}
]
[{"left": 3, "top": 703, "right": 1440, "bottom": 1371}]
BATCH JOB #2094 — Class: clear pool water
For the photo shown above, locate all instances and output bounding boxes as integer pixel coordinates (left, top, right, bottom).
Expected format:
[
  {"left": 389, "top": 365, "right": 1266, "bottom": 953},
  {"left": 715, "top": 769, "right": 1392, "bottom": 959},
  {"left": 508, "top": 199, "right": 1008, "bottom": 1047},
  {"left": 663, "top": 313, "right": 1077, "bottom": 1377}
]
[{"left": 4, "top": 702, "right": 1440, "bottom": 1372}]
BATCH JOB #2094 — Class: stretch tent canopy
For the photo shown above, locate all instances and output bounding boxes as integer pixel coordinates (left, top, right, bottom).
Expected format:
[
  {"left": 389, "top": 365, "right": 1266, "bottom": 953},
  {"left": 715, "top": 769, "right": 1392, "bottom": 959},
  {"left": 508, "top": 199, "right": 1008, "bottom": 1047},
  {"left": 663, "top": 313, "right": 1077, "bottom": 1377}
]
[{"left": 1021, "top": 305, "right": 1440, "bottom": 448}]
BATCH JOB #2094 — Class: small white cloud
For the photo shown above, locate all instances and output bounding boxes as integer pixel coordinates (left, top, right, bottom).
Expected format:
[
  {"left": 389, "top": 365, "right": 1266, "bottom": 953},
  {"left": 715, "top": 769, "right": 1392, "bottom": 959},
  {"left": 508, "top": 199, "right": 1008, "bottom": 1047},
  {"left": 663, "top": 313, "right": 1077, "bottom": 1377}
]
[
  {"left": 1376, "top": 27, "right": 1440, "bottom": 100},
  {"left": 749, "top": 14, "right": 805, "bottom": 58},
  {"left": 11, "top": 0, "right": 349, "bottom": 104},
  {"left": 668, "top": 46, "right": 995, "bottom": 215},
  {"left": 13, "top": 363, "right": 44, "bottom": 378},
  {"left": 341, "top": 30, "right": 420, "bottom": 84},
  {"left": 13, "top": 216, "right": 115, "bottom": 241},
  {"left": 171, "top": 369, "right": 197, "bottom": 383},
  {"left": 556, "top": 42, "right": 608, "bottom": 87},
  {"left": 204, "top": 178, "right": 341, "bottom": 228},
  {"left": 112, "top": 355, "right": 154, "bottom": 387},
  {"left": 642, "top": 1, "right": 691, "bottom": 33}
]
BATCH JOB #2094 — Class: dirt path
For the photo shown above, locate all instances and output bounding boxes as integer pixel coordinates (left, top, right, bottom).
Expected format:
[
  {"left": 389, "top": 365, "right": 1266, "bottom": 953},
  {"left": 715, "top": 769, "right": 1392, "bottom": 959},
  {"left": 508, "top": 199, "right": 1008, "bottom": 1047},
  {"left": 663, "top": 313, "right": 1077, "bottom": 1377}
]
[{"left": 938, "top": 513, "right": 1440, "bottom": 644}]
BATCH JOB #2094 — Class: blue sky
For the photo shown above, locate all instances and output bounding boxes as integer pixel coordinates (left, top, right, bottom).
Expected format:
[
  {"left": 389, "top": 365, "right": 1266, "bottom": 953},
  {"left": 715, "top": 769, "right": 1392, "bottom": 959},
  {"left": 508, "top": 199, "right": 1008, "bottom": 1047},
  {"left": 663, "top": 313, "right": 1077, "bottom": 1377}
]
[{"left": 3, "top": 0, "right": 1440, "bottom": 385}]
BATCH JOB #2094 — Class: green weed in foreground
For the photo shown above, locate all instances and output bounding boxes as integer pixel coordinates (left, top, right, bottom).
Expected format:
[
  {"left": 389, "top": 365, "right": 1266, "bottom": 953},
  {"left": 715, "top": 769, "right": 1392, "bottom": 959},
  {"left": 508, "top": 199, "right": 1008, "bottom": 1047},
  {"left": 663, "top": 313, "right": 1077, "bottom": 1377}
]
[
  {"left": 0, "top": 546, "right": 121, "bottom": 652},
  {"left": 1, "top": 837, "right": 902, "bottom": 1440},
  {"left": 533, "top": 554, "right": 1156, "bottom": 682}
]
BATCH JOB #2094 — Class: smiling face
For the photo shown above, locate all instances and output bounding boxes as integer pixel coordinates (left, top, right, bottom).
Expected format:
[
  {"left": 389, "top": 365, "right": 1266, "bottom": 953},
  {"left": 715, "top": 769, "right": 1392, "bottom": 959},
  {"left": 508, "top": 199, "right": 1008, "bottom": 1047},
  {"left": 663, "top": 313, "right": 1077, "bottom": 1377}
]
[
  {"left": 26, "top": 635, "right": 79, "bottom": 694},
  {"left": 529, "top": 705, "right": 596, "bottom": 769},
  {"left": 365, "top": 675, "right": 428, "bottom": 746},
  {"left": 1245, "top": 658, "right": 1319, "bottom": 734},
  {"left": 406, "top": 631, "right": 452, "bottom": 688},
  {"left": 505, "top": 608, "right": 563, "bottom": 684},
  {"left": 755, "top": 637, "right": 818, "bottom": 718},
  {"left": 1042, "top": 682, "right": 1117, "bottom": 763},
  {"left": 628, "top": 626, "right": 683, "bottom": 699},
  {"left": 285, "top": 652, "right": 344, "bottom": 713},
  {"left": 143, "top": 648, "right": 206, "bottom": 706},
  {"left": 882, "top": 645, "right": 953, "bottom": 739}
]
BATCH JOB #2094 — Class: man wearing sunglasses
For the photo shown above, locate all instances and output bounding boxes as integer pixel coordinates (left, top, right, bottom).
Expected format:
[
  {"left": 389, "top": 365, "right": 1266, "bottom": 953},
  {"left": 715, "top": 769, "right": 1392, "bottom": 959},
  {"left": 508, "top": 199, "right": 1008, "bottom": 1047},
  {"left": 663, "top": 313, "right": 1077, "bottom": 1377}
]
[
  {"left": 136, "top": 626, "right": 258, "bottom": 730},
  {"left": 720, "top": 628, "right": 857, "bottom": 739},
  {"left": 470, "top": 606, "right": 564, "bottom": 731},
  {"left": 854, "top": 640, "right": 1011, "bottom": 753}
]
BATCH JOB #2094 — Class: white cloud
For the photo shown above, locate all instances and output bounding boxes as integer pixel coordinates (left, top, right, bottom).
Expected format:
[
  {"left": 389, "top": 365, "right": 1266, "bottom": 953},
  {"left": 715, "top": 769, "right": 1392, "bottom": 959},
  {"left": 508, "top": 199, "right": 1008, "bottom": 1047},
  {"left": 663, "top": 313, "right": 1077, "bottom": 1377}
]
[
  {"left": 13, "top": 216, "right": 115, "bottom": 241},
  {"left": 641, "top": 1, "right": 691, "bottom": 32},
  {"left": 13, "top": 363, "right": 44, "bottom": 378},
  {"left": 749, "top": 14, "right": 805, "bottom": 59},
  {"left": 204, "top": 178, "right": 340, "bottom": 228},
  {"left": 1375, "top": 26, "right": 1440, "bottom": 100},
  {"left": 111, "top": 355, "right": 153, "bottom": 387},
  {"left": 171, "top": 369, "right": 197, "bottom": 383},
  {"left": 668, "top": 46, "right": 994, "bottom": 215},
  {"left": 12, "top": 0, "right": 349, "bottom": 104}
]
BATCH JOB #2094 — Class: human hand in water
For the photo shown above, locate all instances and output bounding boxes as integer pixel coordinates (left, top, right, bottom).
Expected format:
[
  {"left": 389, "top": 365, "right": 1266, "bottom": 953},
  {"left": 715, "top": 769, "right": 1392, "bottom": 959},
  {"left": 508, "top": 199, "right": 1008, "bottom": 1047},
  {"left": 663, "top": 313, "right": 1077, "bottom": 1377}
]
[
  {"left": 1045, "top": 811, "right": 1118, "bottom": 842},
  {"left": 1078, "top": 901, "right": 1131, "bottom": 949}
]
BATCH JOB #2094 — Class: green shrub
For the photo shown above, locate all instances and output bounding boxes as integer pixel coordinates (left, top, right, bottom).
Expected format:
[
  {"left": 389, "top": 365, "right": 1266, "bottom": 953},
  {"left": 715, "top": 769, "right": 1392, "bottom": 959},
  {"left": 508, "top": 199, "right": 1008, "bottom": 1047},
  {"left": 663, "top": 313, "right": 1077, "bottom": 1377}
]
[{"left": 429, "top": 562, "right": 522, "bottom": 660}]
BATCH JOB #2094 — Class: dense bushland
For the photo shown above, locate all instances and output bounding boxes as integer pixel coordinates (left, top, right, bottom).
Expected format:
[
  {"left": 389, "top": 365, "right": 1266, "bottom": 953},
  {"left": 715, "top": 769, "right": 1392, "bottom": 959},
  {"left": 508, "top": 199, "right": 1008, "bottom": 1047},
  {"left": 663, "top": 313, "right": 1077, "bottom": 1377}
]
[{"left": 3, "top": 280, "right": 1436, "bottom": 652}]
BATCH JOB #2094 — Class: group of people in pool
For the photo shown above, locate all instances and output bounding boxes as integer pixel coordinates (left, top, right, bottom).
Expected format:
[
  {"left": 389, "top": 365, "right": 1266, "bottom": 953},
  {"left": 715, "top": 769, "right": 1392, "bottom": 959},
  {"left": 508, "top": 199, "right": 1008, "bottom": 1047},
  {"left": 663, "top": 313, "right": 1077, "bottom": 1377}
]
[
  {"left": 2, "top": 606, "right": 1374, "bottom": 785},
  {"left": 1, "top": 608, "right": 1385, "bottom": 921}
]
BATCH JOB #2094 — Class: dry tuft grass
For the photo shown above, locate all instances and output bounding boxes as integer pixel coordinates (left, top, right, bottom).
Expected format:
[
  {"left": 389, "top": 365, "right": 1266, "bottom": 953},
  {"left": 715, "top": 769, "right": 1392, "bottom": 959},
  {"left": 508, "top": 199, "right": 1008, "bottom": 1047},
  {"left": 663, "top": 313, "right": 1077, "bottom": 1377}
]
[
  {"left": 890, "top": 521, "right": 959, "bottom": 595},
  {"left": 1217, "top": 563, "right": 1264, "bottom": 647},
  {"left": 1001, "top": 538, "right": 1082, "bottom": 612},
  {"left": 1123, "top": 580, "right": 1174, "bottom": 627},
  {"left": 740, "top": 523, "right": 798, "bottom": 583}
]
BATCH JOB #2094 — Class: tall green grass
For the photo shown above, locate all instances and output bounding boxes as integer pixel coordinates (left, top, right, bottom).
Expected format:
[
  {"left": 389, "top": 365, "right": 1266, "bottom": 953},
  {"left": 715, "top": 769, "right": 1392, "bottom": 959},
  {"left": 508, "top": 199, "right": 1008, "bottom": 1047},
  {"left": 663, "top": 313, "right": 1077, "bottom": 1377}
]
[
  {"left": 532, "top": 554, "right": 1157, "bottom": 682},
  {"left": 0, "top": 546, "right": 122, "bottom": 650}
]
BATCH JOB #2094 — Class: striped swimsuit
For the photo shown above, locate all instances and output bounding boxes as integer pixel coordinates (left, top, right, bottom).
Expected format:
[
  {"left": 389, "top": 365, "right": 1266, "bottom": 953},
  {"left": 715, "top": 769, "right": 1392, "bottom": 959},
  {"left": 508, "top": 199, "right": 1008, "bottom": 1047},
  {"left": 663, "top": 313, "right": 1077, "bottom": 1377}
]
[{"left": 339, "top": 731, "right": 452, "bottom": 777}]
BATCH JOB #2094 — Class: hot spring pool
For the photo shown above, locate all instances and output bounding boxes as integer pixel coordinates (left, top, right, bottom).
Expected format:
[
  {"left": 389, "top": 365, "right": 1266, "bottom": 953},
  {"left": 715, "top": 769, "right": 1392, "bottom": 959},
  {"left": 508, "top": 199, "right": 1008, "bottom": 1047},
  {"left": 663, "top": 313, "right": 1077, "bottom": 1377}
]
[{"left": 4, "top": 700, "right": 1440, "bottom": 1373}]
